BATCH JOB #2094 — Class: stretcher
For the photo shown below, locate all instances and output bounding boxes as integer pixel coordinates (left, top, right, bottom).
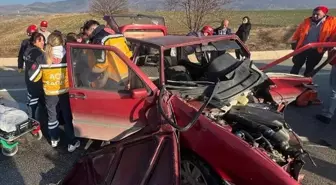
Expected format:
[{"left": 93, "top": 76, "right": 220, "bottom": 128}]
[{"left": 0, "top": 98, "right": 42, "bottom": 157}]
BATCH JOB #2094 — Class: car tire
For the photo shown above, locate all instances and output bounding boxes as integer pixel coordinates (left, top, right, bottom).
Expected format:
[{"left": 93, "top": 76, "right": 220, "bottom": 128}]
[{"left": 181, "top": 153, "right": 229, "bottom": 185}]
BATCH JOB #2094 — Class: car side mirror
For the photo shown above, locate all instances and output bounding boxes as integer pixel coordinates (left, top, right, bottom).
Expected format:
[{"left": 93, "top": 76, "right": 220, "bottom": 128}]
[{"left": 131, "top": 88, "right": 148, "bottom": 99}]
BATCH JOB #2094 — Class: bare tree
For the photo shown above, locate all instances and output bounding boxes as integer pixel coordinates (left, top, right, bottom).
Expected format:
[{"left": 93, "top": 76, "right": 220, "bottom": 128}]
[
  {"left": 166, "top": 0, "right": 232, "bottom": 32},
  {"left": 89, "top": 0, "right": 128, "bottom": 16}
]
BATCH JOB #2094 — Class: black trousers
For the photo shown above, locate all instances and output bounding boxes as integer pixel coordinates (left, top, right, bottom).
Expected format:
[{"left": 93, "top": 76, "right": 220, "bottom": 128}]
[
  {"left": 290, "top": 49, "right": 324, "bottom": 76},
  {"left": 26, "top": 81, "right": 44, "bottom": 119},
  {"left": 235, "top": 40, "right": 246, "bottom": 59},
  {"left": 45, "top": 93, "right": 75, "bottom": 145},
  {"left": 235, "top": 49, "right": 243, "bottom": 59}
]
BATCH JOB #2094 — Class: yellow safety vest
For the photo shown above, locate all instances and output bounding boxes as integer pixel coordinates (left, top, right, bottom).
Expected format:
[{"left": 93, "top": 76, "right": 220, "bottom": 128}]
[
  {"left": 92, "top": 34, "right": 133, "bottom": 82},
  {"left": 40, "top": 63, "right": 69, "bottom": 96}
]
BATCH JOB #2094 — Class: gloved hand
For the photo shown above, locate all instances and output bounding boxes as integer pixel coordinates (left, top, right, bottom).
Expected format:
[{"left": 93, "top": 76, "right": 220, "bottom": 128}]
[{"left": 18, "top": 68, "right": 23, "bottom": 73}]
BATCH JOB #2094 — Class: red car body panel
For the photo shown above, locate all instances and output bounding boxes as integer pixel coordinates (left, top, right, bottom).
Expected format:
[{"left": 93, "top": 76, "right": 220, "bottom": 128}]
[
  {"left": 64, "top": 43, "right": 180, "bottom": 185},
  {"left": 171, "top": 96, "right": 299, "bottom": 185},
  {"left": 66, "top": 43, "right": 158, "bottom": 141},
  {"left": 267, "top": 73, "right": 313, "bottom": 103},
  {"left": 61, "top": 120, "right": 180, "bottom": 185},
  {"left": 261, "top": 42, "right": 336, "bottom": 106}
]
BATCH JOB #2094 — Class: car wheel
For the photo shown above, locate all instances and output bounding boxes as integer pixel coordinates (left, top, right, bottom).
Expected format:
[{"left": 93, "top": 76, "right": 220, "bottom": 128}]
[{"left": 181, "top": 153, "right": 226, "bottom": 185}]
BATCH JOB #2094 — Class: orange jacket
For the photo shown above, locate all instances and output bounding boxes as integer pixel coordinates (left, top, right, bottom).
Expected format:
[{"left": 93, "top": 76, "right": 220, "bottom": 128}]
[{"left": 291, "top": 16, "right": 336, "bottom": 53}]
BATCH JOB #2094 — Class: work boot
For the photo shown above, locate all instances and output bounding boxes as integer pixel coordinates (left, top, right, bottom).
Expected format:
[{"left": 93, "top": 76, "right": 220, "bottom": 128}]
[{"left": 315, "top": 114, "right": 331, "bottom": 124}]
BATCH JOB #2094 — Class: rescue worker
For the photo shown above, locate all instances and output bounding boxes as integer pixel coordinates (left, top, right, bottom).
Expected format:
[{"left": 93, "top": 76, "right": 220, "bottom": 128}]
[
  {"left": 82, "top": 20, "right": 133, "bottom": 89},
  {"left": 187, "top": 25, "right": 214, "bottom": 37},
  {"left": 23, "top": 32, "right": 45, "bottom": 119},
  {"left": 316, "top": 35, "right": 336, "bottom": 124},
  {"left": 289, "top": 6, "right": 336, "bottom": 76},
  {"left": 18, "top": 24, "right": 38, "bottom": 73},
  {"left": 214, "top": 19, "right": 232, "bottom": 35},
  {"left": 28, "top": 32, "right": 80, "bottom": 152},
  {"left": 39, "top": 20, "right": 51, "bottom": 42},
  {"left": 185, "top": 26, "right": 214, "bottom": 62}
]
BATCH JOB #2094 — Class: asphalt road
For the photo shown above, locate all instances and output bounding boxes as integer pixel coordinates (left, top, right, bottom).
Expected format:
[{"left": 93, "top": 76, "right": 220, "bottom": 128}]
[{"left": 0, "top": 59, "right": 336, "bottom": 185}]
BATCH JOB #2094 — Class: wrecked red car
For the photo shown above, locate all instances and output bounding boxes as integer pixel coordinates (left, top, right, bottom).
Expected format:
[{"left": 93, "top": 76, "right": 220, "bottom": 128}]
[
  {"left": 103, "top": 14, "right": 336, "bottom": 112},
  {"left": 58, "top": 32, "right": 316, "bottom": 185}
]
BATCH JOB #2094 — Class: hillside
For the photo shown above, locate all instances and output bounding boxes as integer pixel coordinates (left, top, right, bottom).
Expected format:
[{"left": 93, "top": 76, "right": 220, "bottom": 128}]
[
  {"left": 0, "top": 0, "right": 89, "bottom": 14},
  {"left": 0, "top": 0, "right": 336, "bottom": 14}
]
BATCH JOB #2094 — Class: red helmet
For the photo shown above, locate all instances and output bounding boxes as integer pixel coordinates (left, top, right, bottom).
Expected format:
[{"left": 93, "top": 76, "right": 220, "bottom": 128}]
[
  {"left": 26, "top": 24, "right": 38, "bottom": 36},
  {"left": 40, "top": 20, "right": 48, "bottom": 27},
  {"left": 202, "top": 25, "right": 214, "bottom": 36}
]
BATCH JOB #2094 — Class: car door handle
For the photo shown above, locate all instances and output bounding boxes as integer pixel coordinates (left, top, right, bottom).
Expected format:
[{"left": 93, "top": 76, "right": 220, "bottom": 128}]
[{"left": 69, "top": 92, "right": 86, "bottom": 99}]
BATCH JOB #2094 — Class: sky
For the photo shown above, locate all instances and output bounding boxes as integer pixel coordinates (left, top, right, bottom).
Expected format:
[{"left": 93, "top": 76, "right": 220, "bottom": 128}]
[{"left": 0, "top": 0, "right": 59, "bottom": 5}]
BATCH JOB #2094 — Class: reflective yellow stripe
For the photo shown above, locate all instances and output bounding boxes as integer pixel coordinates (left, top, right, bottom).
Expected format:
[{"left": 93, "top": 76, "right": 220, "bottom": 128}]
[
  {"left": 40, "top": 63, "right": 67, "bottom": 68},
  {"left": 29, "top": 65, "right": 42, "bottom": 81},
  {"left": 44, "top": 88, "right": 69, "bottom": 96}
]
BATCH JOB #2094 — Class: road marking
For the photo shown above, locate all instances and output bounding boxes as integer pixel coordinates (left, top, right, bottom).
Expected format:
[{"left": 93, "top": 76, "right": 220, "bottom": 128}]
[
  {"left": 0, "top": 88, "right": 26, "bottom": 92},
  {"left": 314, "top": 71, "right": 331, "bottom": 76},
  {"left": 0, "top": 67, "right": 16, "bottom": 71},
  {"left": 305, "top": 144, "right": 330, "bottom": 148}
]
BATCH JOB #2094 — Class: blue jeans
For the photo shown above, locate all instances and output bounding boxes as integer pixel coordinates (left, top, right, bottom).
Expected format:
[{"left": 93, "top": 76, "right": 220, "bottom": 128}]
[{"left": 321, "top": 65, "right": 336, "bottom": 120}]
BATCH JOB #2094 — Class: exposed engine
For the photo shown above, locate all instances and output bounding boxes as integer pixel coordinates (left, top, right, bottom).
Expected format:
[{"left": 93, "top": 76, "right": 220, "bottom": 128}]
[
  {"left": 159, "top": 48, "right": 309, "bottom": 180},
  {"left": 203, "top": 103, "right": 307, "bottom": 180}
]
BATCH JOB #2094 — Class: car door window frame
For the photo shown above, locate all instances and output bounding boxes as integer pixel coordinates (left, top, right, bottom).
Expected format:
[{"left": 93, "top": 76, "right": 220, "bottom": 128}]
[{"left": 66, "top": 43, "right": 158, "bottom": 96}]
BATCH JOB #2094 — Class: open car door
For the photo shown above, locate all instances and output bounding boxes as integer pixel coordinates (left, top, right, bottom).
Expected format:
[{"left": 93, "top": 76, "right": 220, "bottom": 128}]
[
  {"left": 66, "top": 43, "right": 159, "bottom": 141},
  {"left": 62, "top": 43, "right": 180, "bottom": 185}
]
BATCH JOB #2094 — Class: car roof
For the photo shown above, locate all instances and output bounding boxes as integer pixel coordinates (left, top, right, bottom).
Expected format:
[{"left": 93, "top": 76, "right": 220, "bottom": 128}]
[{"left": 127, "top": 35, "right": 240, "bottom": 49}]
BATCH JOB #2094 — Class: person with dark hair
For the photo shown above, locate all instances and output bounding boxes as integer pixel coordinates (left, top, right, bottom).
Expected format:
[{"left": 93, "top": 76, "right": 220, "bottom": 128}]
[
  {"left": 17, "top": 24, "right": 38, "bottom": 73},
  {"left": 23, "top": 32, "right": 46, "bottom": 119},
  {"left": 82, "top": 20, "right": 133, "bottom": 89},
  {"left": 83, "top": 20, "right": 101, "bottom": 38},
  {"left": 76, "top": 33, "right": 85, "bottom": 43},
  {"left": 53, "top": 30, "right": 62, "bottom": 34},
  {"left": 66, "top": 32, "right": 78, "bottom": 43},
  {"left": 235, "top": 16, "right": 252, "bottom": 60}
]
